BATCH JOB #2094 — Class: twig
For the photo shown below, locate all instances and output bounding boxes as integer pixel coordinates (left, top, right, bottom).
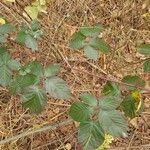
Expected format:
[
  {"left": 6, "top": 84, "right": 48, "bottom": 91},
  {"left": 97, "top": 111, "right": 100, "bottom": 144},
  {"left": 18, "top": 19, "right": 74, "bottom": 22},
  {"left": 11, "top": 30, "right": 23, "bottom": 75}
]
[
  {"left": 0, "top": 119, "right": 72, "bottom": 145},
  {"left": 15, "top": 0, "right": 32, "bottom": 22},
  {"left": 73, "top": 68, "right": 150, "bottom": 92},
  {"left": 0, "top": 1, "right": 30, "bottom": 25},
  {"left": 48, "top": 102, "right": 71, "bottom": 107}
]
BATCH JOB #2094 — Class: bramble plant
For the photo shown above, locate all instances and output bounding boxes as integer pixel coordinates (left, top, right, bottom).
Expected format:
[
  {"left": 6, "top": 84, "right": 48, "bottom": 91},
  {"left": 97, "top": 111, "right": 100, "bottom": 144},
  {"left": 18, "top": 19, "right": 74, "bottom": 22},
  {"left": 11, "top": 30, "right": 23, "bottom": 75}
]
[
  {"left": 69, "top": 27, "right": 150, "bottom": 149},
  {"left": 0, "top": 19, "right": 70, "bottom": 113},
  {"left": 0, "top": 13, "right": 150, "bottom": 149},
  {"left": 69, "top": 25, "right": 111, "bottom": 60}
]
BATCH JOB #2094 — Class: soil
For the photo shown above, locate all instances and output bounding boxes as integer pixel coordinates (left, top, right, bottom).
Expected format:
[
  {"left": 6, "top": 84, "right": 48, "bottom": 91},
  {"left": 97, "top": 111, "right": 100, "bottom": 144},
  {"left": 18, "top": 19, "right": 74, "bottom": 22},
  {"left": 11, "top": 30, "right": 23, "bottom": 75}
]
[{"left": 0, "top": 0, "right": 150, "bottom": 150}]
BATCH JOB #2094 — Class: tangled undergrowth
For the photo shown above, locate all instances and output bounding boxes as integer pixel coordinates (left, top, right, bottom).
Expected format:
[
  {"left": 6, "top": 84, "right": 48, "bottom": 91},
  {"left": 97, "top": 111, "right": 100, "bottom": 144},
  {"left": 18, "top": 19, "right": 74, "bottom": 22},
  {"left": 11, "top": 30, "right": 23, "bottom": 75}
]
[{"left": 0, "top": 0, "right": 150, "bottom": 150}]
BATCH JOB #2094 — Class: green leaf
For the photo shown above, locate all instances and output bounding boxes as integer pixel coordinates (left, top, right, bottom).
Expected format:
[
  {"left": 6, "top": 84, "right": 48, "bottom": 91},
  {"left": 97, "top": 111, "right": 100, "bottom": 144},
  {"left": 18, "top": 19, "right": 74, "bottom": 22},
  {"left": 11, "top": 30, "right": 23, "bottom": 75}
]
[
  {"left": 0, "top": 47, "right": 7, "bottom": 54},
  {"left": 90, "top": 38, "right": 110, "bottom": 53},
  {"left": 122, "top": 75, "right": 145, "bottom": 90},
  {"left": 9, "top": 74, "right": 39, "bottom": 95},
  {"left": 0, "top": 51, "right": 11, "bottom": 65},
  {"left": 45, "top": 77, "right": 70, "bottom": 99},
  {"left": 69, "top": 32, "right": 86, "bottom": 49},
  {"left": 143, "top": 60, "right": 150, "bottom": 73},
  {"left": 31, "top": 20, "right": 40, "bottom": 31},
  {"left": 79, "top": 121, "right": 104, "bottom": 150},
  {"left": 137, "top": 44, "right": 150, "bottom": 56},
  {"left": 99, "top": 96, "right": 121, "bottom": 110},
  {"left": 44, "top": 64, "right": 60, "bottom": 77},
  {"left": 0, "top": 65, "right": 12, "bottom": 86},
  {"left": 121, "top": 96, "right": 136, "bottom": 119},
  {"left": 20, "top": 23, "right": 29, "bottom": 32},
  {"left": 80, "top": 25, "right": 103, "bottom": 37},
  {"left": 25, "top": 34, "right": 38, "bottom": 51},
  {"left": 0, "top": 24, "right": 16, "bottom": 34},
  {"left": 16, "top": 31, "right": 27, "bottom": 44},
  {"left": 69, "top": 101, "right": 91, "bottom": 122},
  {"left": 28, "top": 61, "right": 44, "bottom": 77},
  {"left": 80, "top": 93, "right": 97, "bottom": 107},
  {"left": 98, "top": 110, "right": 128, "bottom": 137},
  {"left": 84, "top": 45, "right": 99, "bottom": 60},
  {"left": 19, "top": 64, "right": 31, "bottom": 76},
  {"left": 22, "top": 86, "right": 47, "bottom": 113},
  {"left": 0, "top": 49, "right": 18, "bottom": 86},
  {"left": 0, "top": 34, "right": 7, "bottom": 43},
  {"left": 102, "top": 81, "right": 121, "bottom": 96},
  {"left": 17, "top": 74, "right": 39, "bottom": 88},
  {"left": 8, "top": 59, "right": 21, "bottom": 70}
]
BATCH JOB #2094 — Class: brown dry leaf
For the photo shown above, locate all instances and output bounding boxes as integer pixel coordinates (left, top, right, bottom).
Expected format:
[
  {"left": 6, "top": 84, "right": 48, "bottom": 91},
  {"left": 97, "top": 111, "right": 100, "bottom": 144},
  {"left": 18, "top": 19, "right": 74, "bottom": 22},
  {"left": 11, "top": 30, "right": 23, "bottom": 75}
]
[
  {"left": 130, "top": 117, "right": 138, "bottom": 128},
  {"left": 74, "top": 121, "right": 80, "bottom": 128}
]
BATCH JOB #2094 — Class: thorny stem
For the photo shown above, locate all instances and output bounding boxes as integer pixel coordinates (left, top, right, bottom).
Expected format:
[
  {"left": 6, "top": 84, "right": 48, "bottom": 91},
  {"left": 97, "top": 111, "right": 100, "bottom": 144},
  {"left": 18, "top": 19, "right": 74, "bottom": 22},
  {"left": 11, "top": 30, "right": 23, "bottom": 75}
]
[
  {"left": 0, "top": 119, "right": 72, "bottom": 145},
  {"left": 72, "top": 68, "right": 150, "bottom": 93}
]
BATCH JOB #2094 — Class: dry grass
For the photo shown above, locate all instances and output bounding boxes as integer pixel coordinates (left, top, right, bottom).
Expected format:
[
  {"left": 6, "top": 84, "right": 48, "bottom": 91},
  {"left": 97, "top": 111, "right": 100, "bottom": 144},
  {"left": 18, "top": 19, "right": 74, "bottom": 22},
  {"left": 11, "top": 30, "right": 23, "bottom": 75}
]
[{"left": 0, "top": 0, "right": 150, "bottom": 149}]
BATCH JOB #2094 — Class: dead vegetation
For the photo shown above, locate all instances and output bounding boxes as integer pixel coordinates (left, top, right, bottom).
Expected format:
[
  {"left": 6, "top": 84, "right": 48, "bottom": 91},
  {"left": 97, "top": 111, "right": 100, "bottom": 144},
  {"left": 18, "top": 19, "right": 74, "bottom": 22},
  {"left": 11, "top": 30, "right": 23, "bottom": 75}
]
[{"left": 0, "top": 0, "right": 150, "bottom": 150}]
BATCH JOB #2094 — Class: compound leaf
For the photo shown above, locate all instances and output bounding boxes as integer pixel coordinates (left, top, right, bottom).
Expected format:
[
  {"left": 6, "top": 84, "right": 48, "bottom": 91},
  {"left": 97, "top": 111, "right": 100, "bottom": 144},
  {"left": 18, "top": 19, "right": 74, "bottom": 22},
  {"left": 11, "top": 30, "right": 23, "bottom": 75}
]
[
  {"left": 45, "top": 77, "right": 70, "bottom": 99},
  {"left": 79, "top": 121, "right": 104, "bottom": 150},
  {"left": 98, "top": 110, "right": 128, "bottom": 137},
  {"left": 69, "top": 101, "right": 91, "bottom": 122}
]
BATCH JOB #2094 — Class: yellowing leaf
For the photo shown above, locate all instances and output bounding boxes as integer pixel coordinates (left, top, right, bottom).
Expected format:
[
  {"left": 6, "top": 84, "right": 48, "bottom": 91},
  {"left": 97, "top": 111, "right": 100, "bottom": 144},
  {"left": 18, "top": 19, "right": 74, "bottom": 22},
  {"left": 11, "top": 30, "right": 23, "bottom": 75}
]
[
  {"left": 24, "top": 6, "right": 39, "bottom": 20},
  {"left": 40, "top": 0, "right": 46, "bottom": 5},
  {"left": 0, "top": 18, "right": 6, "bottom": 25},
  {"left": 96, "top": 134, "right": 114, "bottom": 150},
  {"left": 131, "top": 90, "right": 142, "bottom": 112},
  {"left": 24, "top": 0, "right": 47, "bottom": 20},
  {"left": 131, "top": 91, "right": 141, "bottom": 102},
  {"left": 142, "top": 13, "right": 150, "bottom": 17}
]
